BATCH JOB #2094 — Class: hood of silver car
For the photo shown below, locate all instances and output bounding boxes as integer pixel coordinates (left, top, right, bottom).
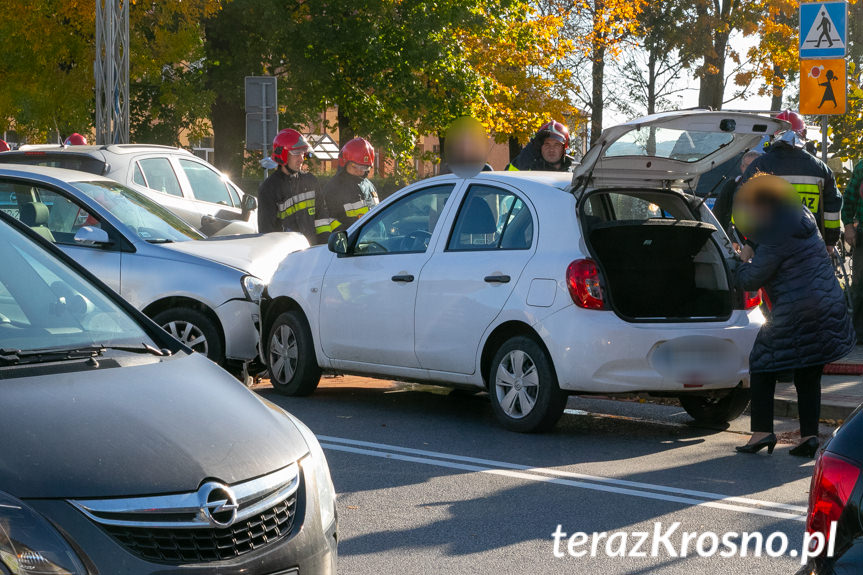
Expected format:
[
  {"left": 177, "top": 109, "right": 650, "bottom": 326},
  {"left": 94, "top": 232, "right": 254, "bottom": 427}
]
[
  {"left": 161, "top": 232, "right": 310, "bottom": 283},
  {"left": 0, "top": 353, "right": 309, "bottom": 498}
]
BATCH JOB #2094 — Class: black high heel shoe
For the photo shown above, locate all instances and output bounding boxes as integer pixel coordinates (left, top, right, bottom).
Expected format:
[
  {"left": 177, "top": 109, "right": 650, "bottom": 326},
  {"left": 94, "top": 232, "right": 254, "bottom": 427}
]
[
  {"left": 736, "top": 434, "right": 777, "bottom": 454},
  {"left": 789, "top": 437, "right": 819, "bottom": 458}
]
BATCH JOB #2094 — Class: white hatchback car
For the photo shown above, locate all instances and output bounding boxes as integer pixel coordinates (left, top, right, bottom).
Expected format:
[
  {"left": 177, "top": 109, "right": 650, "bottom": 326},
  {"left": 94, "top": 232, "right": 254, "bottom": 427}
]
[{"left": 262, "top": 111, "right": 784, "bottom": 432}]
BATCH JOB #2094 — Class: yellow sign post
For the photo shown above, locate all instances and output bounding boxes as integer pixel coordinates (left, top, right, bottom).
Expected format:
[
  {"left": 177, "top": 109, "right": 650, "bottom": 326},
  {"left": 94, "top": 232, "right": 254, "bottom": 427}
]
[{"left": 799, "top": 58, "right": 847, "bottom": 115}]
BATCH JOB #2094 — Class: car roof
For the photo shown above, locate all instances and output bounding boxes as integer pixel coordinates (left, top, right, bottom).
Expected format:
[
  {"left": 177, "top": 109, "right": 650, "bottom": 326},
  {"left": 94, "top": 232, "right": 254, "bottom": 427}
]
[
  {"left": 422, "top": 170, "right": 573, "bottom": 192},
  {"left": 11, "top": 143, "right": 193, "bottom": 156},
  {"left": 0, "top": 163, "right": 117, "bottom": 184}
]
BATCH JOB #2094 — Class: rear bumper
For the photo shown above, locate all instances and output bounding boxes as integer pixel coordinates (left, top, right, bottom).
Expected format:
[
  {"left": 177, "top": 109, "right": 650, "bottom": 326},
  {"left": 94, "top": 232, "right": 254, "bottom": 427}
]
[
  {"left": 537, "top": 306, "right": 764, "bottom": 393},
  {"left": 215, "top": 299, "right": 261, "bottom": 362}
]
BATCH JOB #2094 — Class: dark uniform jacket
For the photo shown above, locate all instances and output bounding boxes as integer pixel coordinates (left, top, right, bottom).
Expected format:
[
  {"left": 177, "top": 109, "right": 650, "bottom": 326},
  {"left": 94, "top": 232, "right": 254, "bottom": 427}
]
[
  {"left": 506, "top": 135, "right": 575, "bottom": 172},
  {"left": 257, "top": 168, "right": 322, "bottom": 244},
  {"left": 741, "top": 142, "right": 842, "bottom": 245},
  {"left": 316, "top": 169, "right": 379, "bottom": 240},
  {"left": 735, "top": 206, "right": 854, "bottom": 373}
]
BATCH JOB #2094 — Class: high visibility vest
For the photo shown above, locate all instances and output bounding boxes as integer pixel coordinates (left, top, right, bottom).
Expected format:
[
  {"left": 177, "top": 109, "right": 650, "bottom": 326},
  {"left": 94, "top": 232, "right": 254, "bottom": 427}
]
[{"left": 783, "top": 175, "right": 840, "bottom": 233}]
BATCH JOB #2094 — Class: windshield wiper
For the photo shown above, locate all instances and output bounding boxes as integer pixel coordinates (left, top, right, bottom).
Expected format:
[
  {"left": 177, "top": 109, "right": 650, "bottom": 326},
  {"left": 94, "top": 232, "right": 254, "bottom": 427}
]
[
  {"left": 0, "top": 343, "right": 169, "bottom": 366},
  {"left": 145, "top": 238, "right": 174, "bottom": 244}
]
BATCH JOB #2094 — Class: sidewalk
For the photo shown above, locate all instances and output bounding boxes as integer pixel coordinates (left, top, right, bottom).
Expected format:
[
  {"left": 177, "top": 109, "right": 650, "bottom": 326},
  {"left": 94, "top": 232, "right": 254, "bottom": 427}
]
[{"left": 774, "top": 346, "right": 863, "bottom": 421}]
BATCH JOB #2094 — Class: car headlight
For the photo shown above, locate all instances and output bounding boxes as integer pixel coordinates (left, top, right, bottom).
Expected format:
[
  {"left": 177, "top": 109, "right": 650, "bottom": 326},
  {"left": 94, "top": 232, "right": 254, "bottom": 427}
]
[
  {"left": 241, "top": 275, "right": 265, "bottom": 303},
  {"left": 290, "top": 417, "right": 336, "bottom": 530},
  {"left": 0, "top": 491, "right": 86, "bottom": 574}
]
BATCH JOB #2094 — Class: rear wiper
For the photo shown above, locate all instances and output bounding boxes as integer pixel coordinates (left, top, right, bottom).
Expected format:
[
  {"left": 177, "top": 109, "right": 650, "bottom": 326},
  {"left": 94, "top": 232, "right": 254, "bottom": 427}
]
[{"left": 0, "top": 343, "right": 169, "bottom": 366}]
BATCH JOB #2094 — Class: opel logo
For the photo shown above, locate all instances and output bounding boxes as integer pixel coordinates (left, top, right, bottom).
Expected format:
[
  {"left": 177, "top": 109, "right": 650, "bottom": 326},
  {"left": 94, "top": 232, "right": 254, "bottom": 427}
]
[{"left": 197, "top": 482, "right": 239, "bottom": 528}]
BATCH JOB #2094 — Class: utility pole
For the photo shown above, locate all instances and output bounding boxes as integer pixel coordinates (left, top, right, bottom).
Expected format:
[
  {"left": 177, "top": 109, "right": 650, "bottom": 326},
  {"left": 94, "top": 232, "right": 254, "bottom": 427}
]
[{"left": 95, "top": 0, "right": 129, "bottom": 145}]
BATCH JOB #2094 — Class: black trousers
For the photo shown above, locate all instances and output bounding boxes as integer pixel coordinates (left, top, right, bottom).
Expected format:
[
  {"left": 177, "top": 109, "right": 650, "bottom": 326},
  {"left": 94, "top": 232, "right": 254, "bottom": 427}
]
[{"left": 750, "top": 364, "right": 823, "bottom": 437}]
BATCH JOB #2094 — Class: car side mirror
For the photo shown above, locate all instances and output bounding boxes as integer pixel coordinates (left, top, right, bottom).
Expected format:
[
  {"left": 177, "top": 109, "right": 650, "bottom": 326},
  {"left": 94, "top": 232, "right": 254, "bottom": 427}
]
[
  {"left": 241, "top": 194, "right": 257, "bottom": 213},
  {"left": 328, "top": 231, "right": 349, "bottom": 255},
  {"left": 73, "top": 226, "right": 111, "bottom": 247}
]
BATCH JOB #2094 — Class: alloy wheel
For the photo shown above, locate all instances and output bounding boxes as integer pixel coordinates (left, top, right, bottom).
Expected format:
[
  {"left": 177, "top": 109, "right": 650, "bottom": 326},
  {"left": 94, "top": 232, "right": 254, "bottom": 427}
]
[
  {"left": 269, "top": 324, "right": 298, "bottom": 383},
  {"left": 494, "top": 349, "right": 540, "bottom": 419},
  {"left": 162, "top": 320, "right": 208, "bottom": 355}
]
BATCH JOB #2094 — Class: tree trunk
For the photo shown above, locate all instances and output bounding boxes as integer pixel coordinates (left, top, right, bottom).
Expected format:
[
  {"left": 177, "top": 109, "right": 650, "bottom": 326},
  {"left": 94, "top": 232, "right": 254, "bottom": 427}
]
[
  {"left": 697, "top": 32, "right": 729, "bottom": 110},
  {"left": 646, "top": 48, "right": 658, "bottom": 156},
  {"left": 337, "top": 106, "right": 354, "bottom": 148},
  {"left": 508, "top": 136, "right": 522, "bottom": 162},
  {"left": 210, "top": 94, "right": 246, "bottom": 180},
  {"left": 590, "top": 43, "right": 606, "bottom": 145},
  {"left": 770, "top": 65, "right": 785, "bottom": 110}
]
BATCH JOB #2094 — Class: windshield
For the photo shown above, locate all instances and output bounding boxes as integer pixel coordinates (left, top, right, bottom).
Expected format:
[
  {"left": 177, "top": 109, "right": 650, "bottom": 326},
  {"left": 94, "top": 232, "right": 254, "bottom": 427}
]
[
  {"left": 604, "top": 128, "right": 734, "bottom": 163},
  {"left": 0, "top": 219, "right": 155, "bottom": 352},
  {"left": 72, "top": 181, "right": 204, "bottom": 243}
]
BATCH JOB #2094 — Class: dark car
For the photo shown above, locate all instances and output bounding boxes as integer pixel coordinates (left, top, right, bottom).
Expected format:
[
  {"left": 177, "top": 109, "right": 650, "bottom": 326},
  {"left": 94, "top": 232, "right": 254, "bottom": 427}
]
[
  {"left": 796, "top": 404, "right": 863, "bottom": 574},
  {"left": 0, "top": 211, "right": 336, "bottom": 574}
]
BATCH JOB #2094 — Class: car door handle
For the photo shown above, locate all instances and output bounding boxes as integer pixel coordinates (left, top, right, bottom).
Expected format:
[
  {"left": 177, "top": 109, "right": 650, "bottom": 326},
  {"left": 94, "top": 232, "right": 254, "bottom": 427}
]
[
  {"left": 484, "top": 275, "right": 511, "bottom": 284},
  {"left": 391, "top": 274, "right": 415, "bottom": 283}
]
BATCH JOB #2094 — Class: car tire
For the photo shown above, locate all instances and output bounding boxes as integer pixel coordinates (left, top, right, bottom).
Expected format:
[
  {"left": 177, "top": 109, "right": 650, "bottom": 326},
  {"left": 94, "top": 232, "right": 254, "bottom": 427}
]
[
  {"left": 679, "top": 386, "right": 751, "bottom": 424},
  {"left": 266, "top": 311, "right": 321, "bottom": 396},
  {"left": 488, "top": 336, "right": 568, "bottom": 433},
  {"left": 153, "top": 307, "right": 223, "bottom": 364}
]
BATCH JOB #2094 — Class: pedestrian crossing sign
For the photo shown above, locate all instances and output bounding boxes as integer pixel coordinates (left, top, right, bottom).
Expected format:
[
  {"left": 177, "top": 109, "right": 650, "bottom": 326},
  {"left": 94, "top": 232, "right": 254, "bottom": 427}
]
[
  {"left": 800, "top": 2, "right": 847, "bottom": 59},
  {"left": 799, "top": 59, "right": 846, "bottom": 115}
]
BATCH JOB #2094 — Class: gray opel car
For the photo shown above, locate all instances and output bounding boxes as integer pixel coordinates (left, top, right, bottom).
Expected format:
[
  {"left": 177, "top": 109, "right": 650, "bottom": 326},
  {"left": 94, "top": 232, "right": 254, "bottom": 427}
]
[{"left": 0, "top": 210, "right": 337, "bottom": 573}]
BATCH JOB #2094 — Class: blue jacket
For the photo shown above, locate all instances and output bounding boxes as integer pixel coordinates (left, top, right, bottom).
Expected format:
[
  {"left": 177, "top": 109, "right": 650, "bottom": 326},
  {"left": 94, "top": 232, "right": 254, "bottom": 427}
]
[{"left": 735, "top": 206, "right": 854, "bottom": 372}]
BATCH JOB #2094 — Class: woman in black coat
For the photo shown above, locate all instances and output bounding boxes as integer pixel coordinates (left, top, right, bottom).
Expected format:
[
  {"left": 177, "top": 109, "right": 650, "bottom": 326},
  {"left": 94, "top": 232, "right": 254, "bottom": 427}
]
[{"left": 733, "top": 174, "right": 855, "bottom": 457}]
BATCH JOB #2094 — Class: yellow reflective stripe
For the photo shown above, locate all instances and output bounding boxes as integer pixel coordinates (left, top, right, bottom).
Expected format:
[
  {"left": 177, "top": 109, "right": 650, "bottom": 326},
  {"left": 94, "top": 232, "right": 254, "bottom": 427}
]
[
  {"left": 824, "top": 211, "right": 841, "bottom": 229},
  {"left": 314, "top": 219, "right": 342, "bottom": 233},
  {"left": 506, "top": 164, "right": 519, "bottom": 171},
  {"left": 279, "top": 199, "right": 315, "bottom": 218},
  {"left": 345, "top": 206, "right": 369, "bottom": 218},
  {"left": 276, "top": 191, "right": 315, "bottom": 214}
]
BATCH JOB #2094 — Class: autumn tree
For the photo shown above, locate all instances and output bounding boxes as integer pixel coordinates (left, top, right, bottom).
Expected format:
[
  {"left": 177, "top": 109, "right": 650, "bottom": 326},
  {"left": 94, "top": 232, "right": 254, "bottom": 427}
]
[
  {"left": 540, "top": 0, "right": 643, "bottom": 143},
  {"left": 0, "top": 0, "right": 220, "bottom": 143},
  {"left": 460, "top": 2, "right": 582, "bottom": 150},
  {"left": 611, "top": 0, "right": 692, "bottom": 118}
]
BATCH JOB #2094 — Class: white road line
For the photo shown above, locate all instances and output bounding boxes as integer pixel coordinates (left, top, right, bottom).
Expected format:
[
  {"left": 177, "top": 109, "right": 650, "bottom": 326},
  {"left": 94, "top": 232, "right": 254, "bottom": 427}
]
[{"left": 319, "top": 436, "right": 807, "bottom": 521}]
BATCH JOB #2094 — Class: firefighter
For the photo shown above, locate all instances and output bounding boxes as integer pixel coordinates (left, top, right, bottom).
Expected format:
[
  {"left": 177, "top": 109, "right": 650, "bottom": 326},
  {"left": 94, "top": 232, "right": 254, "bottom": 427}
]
[
  {"left": 316, "top": 137, "right": 379, "bottom": 240},
  {"left": 257, "top": 129, "right": 323, "bottom": 243},
  {"left": 506, "top": 120, "right": 575, "bottom": 172},
  {"left": 64, "top": 133, "right": 88, "bottom": 146},
  {"left": 740, "top": 109, "right": 841, "bottom": 253}
]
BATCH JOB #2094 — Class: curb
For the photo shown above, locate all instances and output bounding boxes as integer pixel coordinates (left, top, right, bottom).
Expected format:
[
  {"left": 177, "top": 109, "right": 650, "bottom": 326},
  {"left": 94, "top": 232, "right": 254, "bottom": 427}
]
[{"left": 774, "top": 396, "right": 858, "bottom": 421}]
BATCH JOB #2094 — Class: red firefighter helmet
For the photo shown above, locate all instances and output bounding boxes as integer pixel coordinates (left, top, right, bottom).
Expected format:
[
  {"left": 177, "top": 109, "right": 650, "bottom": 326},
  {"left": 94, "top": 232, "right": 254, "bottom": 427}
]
[
  {"left": 0, "top": 140, "right": 9, "bottom": 152},
  {"left": 339, "top": 137, "right": 375, "bottom": 168},
  {"left": 272, "top": 129, "right": 310, "bottom": 165},
  {"left": 64, "top": 133, "right": 88, "bottom": 146},
  {"left": 775, "top": 110, "right": 807, "bottom": 139},
  {"left": 537, "top": 120, "right": 570, "bottom": 148}
]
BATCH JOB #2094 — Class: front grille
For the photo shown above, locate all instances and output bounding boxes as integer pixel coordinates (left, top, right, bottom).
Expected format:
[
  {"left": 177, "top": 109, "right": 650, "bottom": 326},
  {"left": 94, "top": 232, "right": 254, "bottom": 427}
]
[
  {"left": 102, "top": 494, "right": 298, "bottom": 563},
  {"left": 70, "top": 462, "right": 303, "bottom": 565}
]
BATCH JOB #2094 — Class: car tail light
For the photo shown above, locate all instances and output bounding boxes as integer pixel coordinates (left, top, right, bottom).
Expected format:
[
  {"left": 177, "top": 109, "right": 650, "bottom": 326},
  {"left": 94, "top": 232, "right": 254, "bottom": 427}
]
[
  {"left": 567, "top": 259, "right": 604, "bottom": 310},
  {"left": 743, "top": 289, "right": 762, "bottom": 310},
  {"left": 806, "top": 452, "right": 861, "bottom": 547}
]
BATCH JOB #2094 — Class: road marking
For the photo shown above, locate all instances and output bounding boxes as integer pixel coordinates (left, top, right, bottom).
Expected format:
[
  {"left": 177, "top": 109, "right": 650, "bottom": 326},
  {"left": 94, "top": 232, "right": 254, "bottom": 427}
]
[{"left": 320, "top": 435, "right": 807, "bottom": 522}]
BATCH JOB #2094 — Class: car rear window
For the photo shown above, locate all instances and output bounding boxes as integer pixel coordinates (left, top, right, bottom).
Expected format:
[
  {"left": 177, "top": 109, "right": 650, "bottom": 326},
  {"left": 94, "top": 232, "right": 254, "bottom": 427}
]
[{"left": 1, "top": 153, "right": 106, "bottom": 175}]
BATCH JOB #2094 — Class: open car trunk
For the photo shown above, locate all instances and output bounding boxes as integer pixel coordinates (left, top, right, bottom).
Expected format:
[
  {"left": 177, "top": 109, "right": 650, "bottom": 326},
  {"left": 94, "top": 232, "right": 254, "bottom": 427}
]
[{"left": 581, "top": 189, "right": 734, "bottom": 322}]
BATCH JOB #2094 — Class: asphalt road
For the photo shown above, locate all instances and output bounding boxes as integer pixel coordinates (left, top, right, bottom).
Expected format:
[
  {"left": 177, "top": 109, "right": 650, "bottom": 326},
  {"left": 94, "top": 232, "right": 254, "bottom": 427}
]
[{"left": 256, "top": 378, "right": 826, "bottom": 575}]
